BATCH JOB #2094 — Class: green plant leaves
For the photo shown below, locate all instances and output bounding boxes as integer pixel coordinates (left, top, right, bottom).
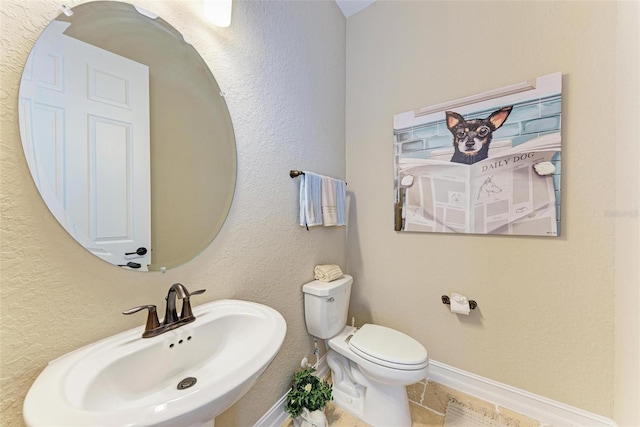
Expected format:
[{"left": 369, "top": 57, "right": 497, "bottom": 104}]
[{"left": 284, "top": 368, "right": 333, "bottom": 418}]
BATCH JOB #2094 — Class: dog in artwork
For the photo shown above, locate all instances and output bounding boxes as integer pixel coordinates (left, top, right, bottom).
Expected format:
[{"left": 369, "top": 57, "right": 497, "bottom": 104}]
[
  {"left": 446, "top": 106, "right": 513, "bottom": 165},
  {"left": 476, "top": 176, "right": 502, "bottom": 199}
]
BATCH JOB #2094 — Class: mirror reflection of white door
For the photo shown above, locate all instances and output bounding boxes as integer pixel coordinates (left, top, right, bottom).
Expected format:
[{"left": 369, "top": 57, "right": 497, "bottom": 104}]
[{"left": 19, "top": 21, "right": 151, "bottom": 270}]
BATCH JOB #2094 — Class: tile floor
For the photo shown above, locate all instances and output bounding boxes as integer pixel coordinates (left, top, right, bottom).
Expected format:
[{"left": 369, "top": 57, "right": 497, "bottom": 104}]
[
  {"left": 280, "top": 377, "right": 540, "bottom": 427},
  {"left": 280, "top": 401, "right": 444, "bottom": 427}
]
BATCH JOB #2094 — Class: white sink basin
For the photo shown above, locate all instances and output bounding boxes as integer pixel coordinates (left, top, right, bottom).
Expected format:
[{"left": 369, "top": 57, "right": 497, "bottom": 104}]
[{"left": 23, "top": 299, "right": 287, "bottom": 427}]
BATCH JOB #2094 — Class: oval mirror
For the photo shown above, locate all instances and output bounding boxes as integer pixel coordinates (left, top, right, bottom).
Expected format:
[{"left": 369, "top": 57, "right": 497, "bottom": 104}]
[{"left": 18, "top": 1, "right": 236, "bottom": 272}]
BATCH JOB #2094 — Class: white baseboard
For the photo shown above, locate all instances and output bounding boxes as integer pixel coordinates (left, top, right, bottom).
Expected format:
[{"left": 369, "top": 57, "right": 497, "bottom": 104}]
[
  {"left": 253, "top": 355, "right": 330, "bottom": 427},
  {"left": 253, "top": 392, "right": 289, "bottom": 427},
  {"left": 429, "top": 360, "right": 617, "bottom": 427},
  {"left": 254, "top": 357, "right": 616, "bottom": 427}
]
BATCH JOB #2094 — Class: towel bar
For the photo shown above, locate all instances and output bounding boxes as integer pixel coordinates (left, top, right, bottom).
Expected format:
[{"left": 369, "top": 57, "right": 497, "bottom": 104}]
[{"left": 289, "top": 170, "right": 346, "bottom": 184}]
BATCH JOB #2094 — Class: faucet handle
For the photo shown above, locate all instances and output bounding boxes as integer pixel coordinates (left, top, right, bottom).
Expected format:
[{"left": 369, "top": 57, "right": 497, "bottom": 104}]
[
  {"left": 123, "top": 305, "right": 160, "bottom": 338},
  {"left": 180, "top": 289, "right": 206, "bottom": 321}
]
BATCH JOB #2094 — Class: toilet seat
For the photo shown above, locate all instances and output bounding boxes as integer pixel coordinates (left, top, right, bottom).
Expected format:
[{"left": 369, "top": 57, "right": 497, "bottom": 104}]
[{"left": 348, "top": 324, "right": 428, "bottom": 371}]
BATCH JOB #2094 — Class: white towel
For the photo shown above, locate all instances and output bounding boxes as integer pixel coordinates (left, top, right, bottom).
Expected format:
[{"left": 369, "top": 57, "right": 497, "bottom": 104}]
[
  {"left": 321, "top": 176, "right": 346, "bottom": 226},
  {"left": 314, "top": 265, "right": 344, "bottom": 282},
  {"left": 299, "top": 172, "right": 323, "bottom": 227}
]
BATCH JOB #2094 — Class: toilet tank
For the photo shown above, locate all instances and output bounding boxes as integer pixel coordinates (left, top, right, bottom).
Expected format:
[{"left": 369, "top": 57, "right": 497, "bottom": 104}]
[{"left": 302, "top": 275, "right": 352, "bottom": 339}]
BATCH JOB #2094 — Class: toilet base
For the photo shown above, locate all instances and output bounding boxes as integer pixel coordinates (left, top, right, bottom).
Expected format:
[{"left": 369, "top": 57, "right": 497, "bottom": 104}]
[
  {"left": 332, "top": 381, "right": 412, "bottom": 427},
  {"left": 327, "top": 350, "right": 412, "bottom": 427}
]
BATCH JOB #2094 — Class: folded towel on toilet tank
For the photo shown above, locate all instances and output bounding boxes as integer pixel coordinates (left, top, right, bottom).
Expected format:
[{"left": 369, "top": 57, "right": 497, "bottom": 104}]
[{"left": 314, "top": 265, "right": 344, "bottom": 282}]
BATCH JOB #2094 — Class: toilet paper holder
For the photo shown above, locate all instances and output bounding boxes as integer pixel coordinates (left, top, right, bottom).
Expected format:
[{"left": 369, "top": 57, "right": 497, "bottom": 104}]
[{"left": 441, "top": 295, "right": 477, "bottom": 310}]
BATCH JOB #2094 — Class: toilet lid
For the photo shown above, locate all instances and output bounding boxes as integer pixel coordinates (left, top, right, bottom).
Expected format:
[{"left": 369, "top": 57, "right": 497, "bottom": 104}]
[{"left": 348, "top": 324, "right": 428, "bottom": 370}]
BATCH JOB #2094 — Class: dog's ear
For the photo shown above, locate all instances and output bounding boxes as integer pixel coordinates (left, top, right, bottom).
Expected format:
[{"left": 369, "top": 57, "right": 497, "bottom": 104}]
[
  {"left": 445, "top": 111, "right": 464, "bottom": 130},
  {"left": 488, "top": 106, "right": 513, "bottom": 130}
]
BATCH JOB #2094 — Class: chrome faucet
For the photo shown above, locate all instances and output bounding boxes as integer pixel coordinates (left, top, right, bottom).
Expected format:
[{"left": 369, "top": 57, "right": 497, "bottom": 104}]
[{"left": 123, "top": 283, "right": 206, "bottom": 338}]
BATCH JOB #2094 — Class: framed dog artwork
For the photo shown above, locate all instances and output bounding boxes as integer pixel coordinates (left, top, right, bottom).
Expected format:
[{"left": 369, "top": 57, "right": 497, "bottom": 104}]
[{"left": 393, "top": 73, "right": 562, "bottom": 237}]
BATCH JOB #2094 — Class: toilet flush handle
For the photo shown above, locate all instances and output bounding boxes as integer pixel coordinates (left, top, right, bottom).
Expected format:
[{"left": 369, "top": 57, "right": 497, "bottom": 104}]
[{"left": 326, "top": 297, "right": 335, "bottom": 302}]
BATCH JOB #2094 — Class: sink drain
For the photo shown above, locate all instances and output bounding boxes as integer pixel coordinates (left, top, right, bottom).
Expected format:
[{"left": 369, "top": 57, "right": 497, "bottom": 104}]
[{"left": 177, "top": 377, "right": 197, "bottom": 390}]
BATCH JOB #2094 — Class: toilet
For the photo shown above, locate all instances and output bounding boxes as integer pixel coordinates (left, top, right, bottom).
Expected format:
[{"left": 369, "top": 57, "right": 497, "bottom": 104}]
[{"left": 302, "top": 275, "right": 428, "bottom": 427}]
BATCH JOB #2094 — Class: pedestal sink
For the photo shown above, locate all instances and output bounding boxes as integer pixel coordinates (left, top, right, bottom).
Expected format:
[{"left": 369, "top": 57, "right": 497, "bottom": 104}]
[{"left": 23, "top": 300, "right": 287, "bottom": 427}]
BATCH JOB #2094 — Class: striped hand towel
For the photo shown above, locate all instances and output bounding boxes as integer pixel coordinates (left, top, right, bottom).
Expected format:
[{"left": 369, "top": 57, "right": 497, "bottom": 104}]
[
  {"left": 299, "top": 172, "right": 323, "bottom": 227},
  {"left": 321, "top": 176, "right": 346, "bottom": 226}
]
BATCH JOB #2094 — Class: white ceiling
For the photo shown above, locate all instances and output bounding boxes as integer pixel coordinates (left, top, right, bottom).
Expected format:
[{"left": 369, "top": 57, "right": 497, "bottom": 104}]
[{"left": 335, "top": 0, "right": 377, "bottom": 17}]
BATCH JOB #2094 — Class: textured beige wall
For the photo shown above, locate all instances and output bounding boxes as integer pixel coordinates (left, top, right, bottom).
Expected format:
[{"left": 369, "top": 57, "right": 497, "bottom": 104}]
[
  {"left": 614, "top": 1, "right": 640, "bottom": 425},
  {"left": 0, "top": 1, "right": 345, "bottom": 426},
  {"left": 345, "top": 0, "right": 627, "bottom": 419}
]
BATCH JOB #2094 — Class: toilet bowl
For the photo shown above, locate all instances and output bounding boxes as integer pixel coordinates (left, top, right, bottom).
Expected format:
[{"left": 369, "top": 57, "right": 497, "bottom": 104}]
[
  {"left": 329, "top": 324, "right": 428, "bottom": 385},
  {"left": 302, "top": 275, "right": 428, "bottom": 426}
]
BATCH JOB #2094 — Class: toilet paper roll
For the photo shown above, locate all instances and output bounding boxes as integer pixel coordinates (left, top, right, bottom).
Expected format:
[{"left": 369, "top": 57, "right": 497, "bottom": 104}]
[{"left": 450, "top": 293, "right": 470, "bottom": 315}]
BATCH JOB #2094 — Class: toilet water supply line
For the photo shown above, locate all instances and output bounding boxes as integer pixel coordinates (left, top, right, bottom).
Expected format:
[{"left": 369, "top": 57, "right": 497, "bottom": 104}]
[
  {"left": 305, "top": 317, "right": 356, "bottom": 370},
  {"left": 302, "top": 338, "right": 320, "bottom": 370},
  {"left": 313, "top": 339, "right": 319, "bottom": 369}
]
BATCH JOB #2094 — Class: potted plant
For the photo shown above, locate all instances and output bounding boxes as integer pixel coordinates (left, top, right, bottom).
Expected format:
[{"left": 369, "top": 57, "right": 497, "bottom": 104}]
[{"left": 284, "top": 368, "right": 333, "bottom": 427}]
